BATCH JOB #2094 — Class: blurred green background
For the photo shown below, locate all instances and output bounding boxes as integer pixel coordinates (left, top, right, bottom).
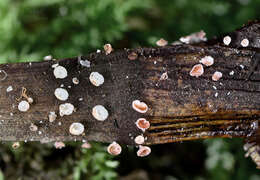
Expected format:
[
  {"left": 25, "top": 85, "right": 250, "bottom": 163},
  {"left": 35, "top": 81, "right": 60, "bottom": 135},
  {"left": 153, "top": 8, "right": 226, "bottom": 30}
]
[{"left": 0, "top": 0, "right": 260, "bottom": 179}]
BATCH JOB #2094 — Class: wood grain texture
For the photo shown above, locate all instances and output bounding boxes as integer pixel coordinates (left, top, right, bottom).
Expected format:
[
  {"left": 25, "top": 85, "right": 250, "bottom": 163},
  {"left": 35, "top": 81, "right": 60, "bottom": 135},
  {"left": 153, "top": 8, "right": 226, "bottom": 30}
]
[{"left": 0, "top": 21, "right": 260, "bottom": 145}]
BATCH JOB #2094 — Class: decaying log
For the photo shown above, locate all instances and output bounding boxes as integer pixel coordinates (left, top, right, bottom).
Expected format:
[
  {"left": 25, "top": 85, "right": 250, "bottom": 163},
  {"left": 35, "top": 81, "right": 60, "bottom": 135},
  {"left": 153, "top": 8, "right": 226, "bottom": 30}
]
[{"left": 0, "top": 21, "right": 259, "bottom": 147}]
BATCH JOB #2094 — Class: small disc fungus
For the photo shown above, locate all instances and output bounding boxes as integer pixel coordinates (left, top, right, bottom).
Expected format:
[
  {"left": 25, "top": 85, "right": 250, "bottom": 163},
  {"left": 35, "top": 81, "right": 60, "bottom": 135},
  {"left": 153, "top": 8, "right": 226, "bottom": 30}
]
[
  {"left": 156, "top": 38, "right": 168, "bottom": 46},
  {"left": 137, "top": 145, "right": 151, "bottom": 157},
  {"left": 69, "top": 122, "right": 84, "bottom": 136},
  {"left": 189, "top": 64, "right": 204, "bottom": 77},
  {"left": 54, "top": 88, "right": 69, "bottom": 101},
  {"left": 59, "top": 103, "right": 74, "bottom": 116},
  {"left": 72, "top": 77, "right": 79, "bottom": 85},
  {"left": 92, "top": 105, "right": 109, "bottom": 121},
  {"left": 54, "top": 141, "right": 65, "bottom": 149},
  {"left": 43, "top": 55, "right": 53, "bottom": 61},
  {"left": 53, "top": 65, "right": 68, "bottom": 79},
  {"left": 107, "top": 141, "right": 122, "bottom": 156},
  {"left": 223, "top": 36, "right": 231, "bottom": 45},
  {"left": 199, "top": 56, "right": 214, "bottom": 66},
  {"left": 29, "top": 123, "right": 38, "bottom": 131},
  {"left": 104, "top": 44, "right": 113, "bottom": 55},
  {"left": 134, "top": 135, "right": 145, "bottom": 145},
  {"left": 212, "top": 71, "right": 223, "bottom": 81},
  {"left": 12, "top": 142, "right": 20, "bottom": 149},
  {"left": 49, "top": 111, "right": 57, "bottom": 122},
  {"left": 160, "top": 72, "right": 168, "bottom": 80},
  {"left": 81, "top": 142, "right": 92, "bottom": 149},
  {"left": 136, "top": 118, "right": 150, "bottom": 132},
  {"left": 241, "top": 38, "right": 249, "bottom": 47},
  {"left": 6, "top": 86, "right": 13, "bottom": 92},
  {"left": 18, "top": 100, "right": 30, "bottom": 112},
  {"left": 132, "top": 100, "right": 148, "bottom": 113},
  {"left": 89, "top": 72, "right": 104, "bottom": 87}
]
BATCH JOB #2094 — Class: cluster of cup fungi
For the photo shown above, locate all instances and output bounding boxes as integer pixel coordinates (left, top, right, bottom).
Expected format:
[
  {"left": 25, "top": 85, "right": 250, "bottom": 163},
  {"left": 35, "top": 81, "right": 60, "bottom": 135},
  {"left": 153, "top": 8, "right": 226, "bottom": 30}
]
[{"left": 8, "top": 29, "right": 258, "bottom": 165}]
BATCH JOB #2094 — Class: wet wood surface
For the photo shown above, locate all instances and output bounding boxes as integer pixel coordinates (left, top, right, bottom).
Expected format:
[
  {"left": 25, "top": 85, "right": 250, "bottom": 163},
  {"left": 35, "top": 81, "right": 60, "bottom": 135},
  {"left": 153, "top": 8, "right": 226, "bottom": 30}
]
[{"left": 0, "top": 21, "right": 259, "bottom": 145}]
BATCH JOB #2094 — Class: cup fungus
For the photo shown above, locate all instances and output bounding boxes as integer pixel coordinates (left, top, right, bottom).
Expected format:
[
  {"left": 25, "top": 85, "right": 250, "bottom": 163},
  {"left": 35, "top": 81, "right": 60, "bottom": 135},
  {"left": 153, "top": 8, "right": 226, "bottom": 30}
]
[
  {"left": 53, "top": 65, "right": 68, "bottom": 79},
  {"left": 69, "top": 122, "right": 84, "bottom": 136},
  {"left": 54, "top": 141, "right": 65, "bottom": 149},
  {"left": 12, "top": 142, "right": 20, "bottom": 149},
  {"left": 223, "top": 36, "right": 231, "bottom": 45},
  {"left": 89, "top": 72, "right": 104, "bottom": 87},
  {"left": 92, "top": 105, "right": 109, "bottom": 121},
  {"left": 135, "top": 118, "right": 150, "bottom": 132},
  {"left": 6, "top": 86, "right": 13, "bottom": 92},
  {"left": 189, "top": 64, "right": 204, "bottom": 77},
  {"left": 29, "top": 123, "right": 38, "bottom": 132},
  {"left": 107, "top": 141, "right": 122, "bottom": 156},
  {"left": 49, "top": 111, "right": 57, "bottom": 122},
  {"left": 241, "top": 38, "right": 249, "bottom": 47},
  {"left": 104, "top": 44, "right": 113, "bottom": 55},
  {"left": 137, "top": 145, "right": 151, "bottom": 157},
  {"left": 81, "top": 142, "right": 92, "bottom": 149},
  {"left": 199, "top": 56, "right": 214, "bottom": 66},
  {"left": 156, "top": 38, "right": 168, "bottom": 46},
  {"left": 212, "top": 71, "right": 223, "bottom": 81},
  {"left": 72, "top": 77, "right": 79, "bottom": 85},
  {"left": 132, "top": 100, "right": 148, "bottom": 113},
  {"left": 54, "top": 88, "right": 69, "bottom": 101},
  {"left": 134, "top": 135, "right": 145, "bottom": 145},
  {"left": 18, "top": 100, "right": 30, "bottom": 112},
  {"left": 59, "top": 103, "right": 74, "bottom": 116}
]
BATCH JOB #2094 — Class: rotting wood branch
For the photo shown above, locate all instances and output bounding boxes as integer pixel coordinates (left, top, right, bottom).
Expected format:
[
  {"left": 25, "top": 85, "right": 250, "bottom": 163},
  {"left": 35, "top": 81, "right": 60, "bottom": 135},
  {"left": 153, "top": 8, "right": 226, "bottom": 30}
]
[{"left": 0, "top": 21, "right": 259, "bottom": 149}]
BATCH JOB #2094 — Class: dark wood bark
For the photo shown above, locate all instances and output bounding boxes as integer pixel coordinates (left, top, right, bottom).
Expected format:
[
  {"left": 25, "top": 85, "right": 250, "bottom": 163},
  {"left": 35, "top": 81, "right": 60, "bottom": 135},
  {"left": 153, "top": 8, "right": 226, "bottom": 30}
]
[{"left": 0, "top": 21, "right": 260, "bottom": 145}]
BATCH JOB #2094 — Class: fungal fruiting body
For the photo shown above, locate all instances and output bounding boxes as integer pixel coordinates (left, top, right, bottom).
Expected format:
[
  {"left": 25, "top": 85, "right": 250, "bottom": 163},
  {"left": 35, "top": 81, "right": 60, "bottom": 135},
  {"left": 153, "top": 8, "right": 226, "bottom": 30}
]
[
  {"left": 156, "top": 38, "right": 168, "bottom": 46},
  {"left": 29, "top": 123, "right": 38, "bottom": 131},
  {"left": 6, "top": 86, "right": 13, "bottom": 92},
  {"left": 223, "top": 36, "right": 231, "bottom": 45},
  {"left": 54, "top": 88, "right": 69, "bottom": 101},
  {"left": 49, "top": 111, "right": 57, "bottom": 122},
  {"left": 69, "top": 122, "right": 84, "bottom": 136},
  {"left": 160, "top": 72, "right": 168, "bottom": 80},
  {"left": 241, "top": 38, "right": 249, "bottom": 47},
  {"left": 12, "top": 142, "right": 20, "bottom": 149},
  {"left": 79, "top": 59, "right": 91, "bottom": 67},
  {"left": 137, "top": 145, "right": 151, "bottom": 157},
  {"left": 132, "top": 100, "right": 148, "bottom": 113},
  {"left": 81, "top": 142, "right": 92, "bottom": 149},
  {"left": 53, "top": 65, "right": 68, "bottom": 79},
  {"left": 104, "top": 44, "right": 113, "bottom": 55},
  {"left": 44, "top": 55, "right": 52, "bottom": 61},
  {"left": 54, "top": 142, "right": 65, "bottom": 149},
  {"left": 27, "top": 97, "right": 33, "bottom": 104},
  {"left": 189, "top": 64, "right": 204, "bottom": 77},
  {"left": 244, "top": 142, "right": 260, "bottom": 168},
  {"left": 89, "top": 72, "right": 104, "bottom": 87},
  {"left": 180, "top": 30, "right": 207, "bottom": 44},
  {"left": 136, "top": 118, "right": 150, "bottom": 132},
  {"left": 18, "top": 100, "right": 30, "bottom": 112},
  {"left": 59, "top": 103, "right": 74, "bottom": 116},
  {"left": 134, "top": 135, "right": 145, "bottom": 145},
  {"left": 212, "top": 71, "right": 223, "bottom": 81},
  {"left": 199, "top": 56, "right": 214, "bottom": 66},
  {"left": 92, "top": 105, "right": 109, "bottom": 121},
  {"left": 72, "top": 77, "right": 79, "bottom": 85},
  {"left": 128, "top": 52, "right": 138, "bottom": 60},
  {"left": 107, "top": 142, "right": 122, "bottom": 156}
]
